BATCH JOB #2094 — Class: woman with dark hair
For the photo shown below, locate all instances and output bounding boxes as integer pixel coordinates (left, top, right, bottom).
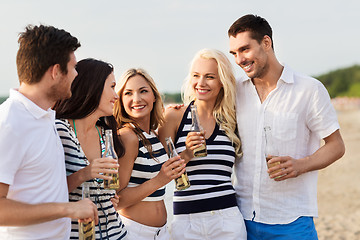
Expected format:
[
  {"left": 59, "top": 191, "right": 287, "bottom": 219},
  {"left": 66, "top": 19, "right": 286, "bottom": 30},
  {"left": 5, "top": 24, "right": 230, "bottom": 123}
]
[{"left": 54, "top": 58, "right": 127, "bottom": 239}]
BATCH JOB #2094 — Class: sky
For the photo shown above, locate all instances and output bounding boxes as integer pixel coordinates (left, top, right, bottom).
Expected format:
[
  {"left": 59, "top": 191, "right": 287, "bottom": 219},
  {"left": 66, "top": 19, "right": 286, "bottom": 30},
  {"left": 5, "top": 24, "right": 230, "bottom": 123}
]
[{"left": 0, "top": 0, "right": 359, "bottom": 96}]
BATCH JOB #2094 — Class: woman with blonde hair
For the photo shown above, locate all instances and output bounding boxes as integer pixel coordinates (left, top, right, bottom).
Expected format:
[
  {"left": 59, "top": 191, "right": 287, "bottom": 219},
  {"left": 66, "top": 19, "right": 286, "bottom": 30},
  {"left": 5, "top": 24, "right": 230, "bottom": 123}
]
[
  {"left": 113, "top": 68, "right": 185, "bottom": 240},
  {"left": 158, "top": 49, "right": 246, "bottom": 239}
]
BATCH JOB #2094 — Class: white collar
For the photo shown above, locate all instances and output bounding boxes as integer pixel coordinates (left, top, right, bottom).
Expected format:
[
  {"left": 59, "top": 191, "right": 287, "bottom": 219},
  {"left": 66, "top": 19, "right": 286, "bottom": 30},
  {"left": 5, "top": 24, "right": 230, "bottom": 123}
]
[{"left": 9, "top": 89, "right": 55, "bottom": 120}]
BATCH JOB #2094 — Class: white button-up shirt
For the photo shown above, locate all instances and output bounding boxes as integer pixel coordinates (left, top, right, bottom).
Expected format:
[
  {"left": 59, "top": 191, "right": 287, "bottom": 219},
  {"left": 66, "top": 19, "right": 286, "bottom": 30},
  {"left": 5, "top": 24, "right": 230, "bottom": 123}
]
[
  {"left": 233, "top": 65, "right": 339, "bottom": 224},
  {"left": 0, "top": 89, "right": 70, "bottom": 239}
]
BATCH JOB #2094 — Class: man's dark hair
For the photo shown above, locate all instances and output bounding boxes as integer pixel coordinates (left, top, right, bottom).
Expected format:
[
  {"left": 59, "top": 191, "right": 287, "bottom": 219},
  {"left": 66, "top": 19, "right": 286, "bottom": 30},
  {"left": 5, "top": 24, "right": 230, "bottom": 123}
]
[
  {"left": 228, "top": 14, "right": 274, "bottom": 49},
  {"left": 54, "top": 58, "right": 125, "bottom": 157},
  {"left": 16, "top": 24, "right": 80, "bottom": 84}
]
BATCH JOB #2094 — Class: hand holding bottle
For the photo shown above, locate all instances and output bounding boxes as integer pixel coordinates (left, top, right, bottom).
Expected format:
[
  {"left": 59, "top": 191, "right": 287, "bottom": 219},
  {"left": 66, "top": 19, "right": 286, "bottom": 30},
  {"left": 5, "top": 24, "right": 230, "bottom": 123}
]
[
  {"left": 84, "top": 157, "right": 119, "bottom": 181},
  {"left": 264, "top": 126, "right": 285, "bottom": 179},
  {"left": 78, "top": 182, "right": 96, "bottom": 240},
  {"left": 165, "top": 137, "right": 191, "bottom": 190},
  {"left": 190, "top": 105, "right": 207, "bottom": 157},
  {"left": 185, "top": 130, "right": 206, "bottom": 158},
  {"left": 103, "top": 129, "right": 120, "bottom": 189},
  {"left": 154, "top": 155, "right": 186, "bottom": 187},
  {"left": 69, "top": 198, "right": 98, "bottom": 225}
]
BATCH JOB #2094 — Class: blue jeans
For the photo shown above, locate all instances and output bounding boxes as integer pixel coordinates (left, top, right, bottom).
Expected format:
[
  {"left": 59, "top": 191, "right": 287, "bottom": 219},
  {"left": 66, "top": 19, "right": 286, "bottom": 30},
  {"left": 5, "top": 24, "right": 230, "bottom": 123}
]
[{"left": 245, "top": 217, "right": 318, "bottom": 240}]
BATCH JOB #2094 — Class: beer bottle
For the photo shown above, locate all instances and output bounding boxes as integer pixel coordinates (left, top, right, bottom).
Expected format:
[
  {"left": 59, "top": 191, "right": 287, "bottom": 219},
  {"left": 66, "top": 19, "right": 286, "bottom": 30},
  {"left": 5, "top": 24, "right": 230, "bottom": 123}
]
[
  {"left": 190, "top": 104, "right": 207, "bottom": 157},
  {"left": 165, "top": 137, "right": 190, "bottom": 190},
  {"left": 103, "top": 129, "right": 120, "bottom": 189},
  {"left": 264, "top": 126, "right": 283, "bottom": 178},
  {"left": 78, "top": 182, "right": 95, "bottom": 240}
]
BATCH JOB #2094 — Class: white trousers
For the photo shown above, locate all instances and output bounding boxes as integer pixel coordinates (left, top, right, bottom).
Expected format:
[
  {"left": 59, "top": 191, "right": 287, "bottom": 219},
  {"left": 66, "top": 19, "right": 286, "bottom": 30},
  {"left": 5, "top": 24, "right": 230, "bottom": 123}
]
[
  {"left": 170, "top": 206, "right": 247, "bottom": 240},
  {"left": 121, "top": 215, "right": 170, "bottom": 240}
]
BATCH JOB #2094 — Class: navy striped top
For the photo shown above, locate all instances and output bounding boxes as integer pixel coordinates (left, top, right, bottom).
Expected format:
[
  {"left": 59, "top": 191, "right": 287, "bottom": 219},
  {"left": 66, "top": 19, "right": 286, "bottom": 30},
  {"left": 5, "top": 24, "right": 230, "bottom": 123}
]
[
  {"left": 55, "top": 119, "right": 127, "bottom": 240},
  {"left": 173, "top": 103, "right": 238, "bottom": 215},
  {"left": 127, "top": 128, "right": 168, "bottom": 201}
]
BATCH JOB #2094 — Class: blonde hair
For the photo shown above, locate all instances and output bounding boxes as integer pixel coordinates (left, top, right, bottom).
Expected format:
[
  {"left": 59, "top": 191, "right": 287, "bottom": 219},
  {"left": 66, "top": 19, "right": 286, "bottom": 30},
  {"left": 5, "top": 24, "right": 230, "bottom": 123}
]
[
  {"left": 183, "top": 49, "right": 242, "bottom": 157},
  {"left": 113, "top": 68, "right": 164, "bottom": 159}
]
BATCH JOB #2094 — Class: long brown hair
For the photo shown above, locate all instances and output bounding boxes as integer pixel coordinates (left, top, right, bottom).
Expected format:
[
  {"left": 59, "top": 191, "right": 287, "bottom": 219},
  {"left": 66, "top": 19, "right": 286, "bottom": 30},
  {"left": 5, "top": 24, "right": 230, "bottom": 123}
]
[{"left": 113, "top": 68, "right": 164, "bottom": 159}]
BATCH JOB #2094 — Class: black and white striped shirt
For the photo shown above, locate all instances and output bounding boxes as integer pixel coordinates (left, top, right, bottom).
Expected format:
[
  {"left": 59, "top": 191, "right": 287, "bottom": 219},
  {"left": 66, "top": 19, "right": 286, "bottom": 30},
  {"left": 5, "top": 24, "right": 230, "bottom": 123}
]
[
  {"left": 56, "top": 119, "right": 127, "bottom": 240},
  {"left": 173, "top": 103, "right": 238, "bottom": 215},
  {"left": 127, "top": 129, "right": 168, "bottom": 201}
]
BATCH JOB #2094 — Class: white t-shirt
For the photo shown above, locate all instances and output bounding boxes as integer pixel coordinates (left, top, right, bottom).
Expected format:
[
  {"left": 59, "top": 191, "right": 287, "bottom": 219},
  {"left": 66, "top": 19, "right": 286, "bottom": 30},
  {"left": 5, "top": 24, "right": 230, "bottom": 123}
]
[
  {"left": 234, "top": 64, "right": 340, "bottom": 224},
  {"left": 0, "top": 89, "right": 70, "bottom": 239}
]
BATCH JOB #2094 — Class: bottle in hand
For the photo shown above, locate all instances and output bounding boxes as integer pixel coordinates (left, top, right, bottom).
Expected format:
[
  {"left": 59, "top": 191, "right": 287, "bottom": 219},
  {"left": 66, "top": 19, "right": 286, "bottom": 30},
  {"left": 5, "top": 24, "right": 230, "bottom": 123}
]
[
  {"left": 103, "top": 129, "right": 120, "bottom": 189},
  {"left": 78, "top": 182, "right": 95, "bottom": 240},
  {"left": 165, "top": 137, "right": 190, "bottom": 190},
  {"left": 190, "top": 104, "right": 207, "bottom": 157},
  {"left": 264, "top": 126, "right": 284, "bottom": 178}
]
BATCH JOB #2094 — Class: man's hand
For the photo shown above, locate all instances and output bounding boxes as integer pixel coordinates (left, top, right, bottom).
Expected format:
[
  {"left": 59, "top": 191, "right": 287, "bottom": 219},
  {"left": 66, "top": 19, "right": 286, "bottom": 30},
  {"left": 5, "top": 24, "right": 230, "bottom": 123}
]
[
  {"left": 68, "top": 199, "right": 99, "bottom": 225},
  {"left": 267, "top": 156, "right": 302, "bottom": 181}
]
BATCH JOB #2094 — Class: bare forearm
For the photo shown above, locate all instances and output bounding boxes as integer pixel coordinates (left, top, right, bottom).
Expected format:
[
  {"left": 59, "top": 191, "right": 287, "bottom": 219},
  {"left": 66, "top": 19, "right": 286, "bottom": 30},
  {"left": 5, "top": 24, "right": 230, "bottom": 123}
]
[
  {"left": 179, "top": 148, "right": 193, "bottom": 164},
  {"left": 117, "top": 178, "right": 163, "bottom": 210},
  {"left": 269, "top": 131, "right": 345, "bottom": 181},
  {"left": 0, "top": 198, "right": 70, "bottom": 226},
  {"left": 300, "top": 130, "right": 345, "bottom": 174},
  {"left": 67, "top": 169, "right": 87, "bottom": 192}
]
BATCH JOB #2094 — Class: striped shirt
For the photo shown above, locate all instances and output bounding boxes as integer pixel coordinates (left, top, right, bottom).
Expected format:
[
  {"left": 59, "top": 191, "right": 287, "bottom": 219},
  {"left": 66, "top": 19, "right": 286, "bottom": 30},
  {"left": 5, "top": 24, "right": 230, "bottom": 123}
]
[
  {"left": 55, "top": 119, "right": 127, "bottom": 240},
  {"left": 127, "top": 129, "right": 168, "bottom": 201},
  {"left": 173, "top": 103, "right": 238, "bottom": 215}
]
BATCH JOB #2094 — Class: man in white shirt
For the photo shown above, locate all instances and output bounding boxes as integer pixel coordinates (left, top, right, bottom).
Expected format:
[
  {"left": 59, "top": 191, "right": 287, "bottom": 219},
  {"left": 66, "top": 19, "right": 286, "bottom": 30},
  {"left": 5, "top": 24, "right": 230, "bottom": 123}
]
[
  {"left": 0, "top": 25, "right": 98, "bottom": 239},
  {"left": 228, "top": 14, "right": 345, "bottom": 239}
]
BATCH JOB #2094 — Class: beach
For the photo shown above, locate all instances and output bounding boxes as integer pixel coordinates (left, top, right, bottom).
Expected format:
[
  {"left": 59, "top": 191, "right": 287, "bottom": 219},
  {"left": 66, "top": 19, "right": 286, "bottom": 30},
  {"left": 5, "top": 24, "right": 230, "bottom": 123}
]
[
  {"left": 165, "top": 109, "right": 360, "bottom": 239},
  {"left": 315, "top": 109, "right": 360, "bottom": 239}
]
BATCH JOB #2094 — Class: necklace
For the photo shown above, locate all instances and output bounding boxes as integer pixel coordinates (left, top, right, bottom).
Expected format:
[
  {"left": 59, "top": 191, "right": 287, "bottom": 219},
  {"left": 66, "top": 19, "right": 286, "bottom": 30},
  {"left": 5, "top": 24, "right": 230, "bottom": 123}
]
[
  {"left": 72, "top": 119, "right": 105, "bottom": 188},
  {"left": 72, "top": 119, "right": 104, "bottom": 149}
]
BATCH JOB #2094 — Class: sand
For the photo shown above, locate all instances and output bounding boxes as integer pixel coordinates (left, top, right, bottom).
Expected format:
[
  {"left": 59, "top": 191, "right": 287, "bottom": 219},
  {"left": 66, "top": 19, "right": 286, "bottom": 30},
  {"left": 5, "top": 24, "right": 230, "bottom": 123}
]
[{"left": 315, "top": 109, "right": 360, "bottom": 239}]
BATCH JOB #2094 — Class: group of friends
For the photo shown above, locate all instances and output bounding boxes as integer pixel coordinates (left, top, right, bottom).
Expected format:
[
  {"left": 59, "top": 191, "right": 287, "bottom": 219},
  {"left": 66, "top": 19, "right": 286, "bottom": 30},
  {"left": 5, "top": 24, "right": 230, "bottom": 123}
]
[{"left": 0, "top": 14, "right": 345, "bottom": 240}]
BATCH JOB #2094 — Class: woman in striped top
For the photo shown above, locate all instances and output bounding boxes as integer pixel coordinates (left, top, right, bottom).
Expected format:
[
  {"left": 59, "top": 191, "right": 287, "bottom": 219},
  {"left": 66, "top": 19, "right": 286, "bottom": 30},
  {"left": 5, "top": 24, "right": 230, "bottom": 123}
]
[
  {"left": 158, "top": 49, "right": 247, "bottom": 239},
  {"left": 54, "top": 58, "right": 127, "bottom": 239},
  {"left": 113, "top": 68, "right": 185, "bottom": 240}
]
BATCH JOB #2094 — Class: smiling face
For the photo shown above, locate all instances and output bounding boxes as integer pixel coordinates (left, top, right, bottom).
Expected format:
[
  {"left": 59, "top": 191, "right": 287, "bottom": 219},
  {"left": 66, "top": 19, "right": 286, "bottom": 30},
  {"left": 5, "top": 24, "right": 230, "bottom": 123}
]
[
  {"left": 229, "top": 31, "right": 270, "bottom": 79},
  {"left": 121, "top": 74, "right": 156, "bottom": 125},
  {"left": 190, "top": 57, "right": 223, "bottom": 103},
  {"left": 97, "top": 72, "right": 119, "bottom": 117}
]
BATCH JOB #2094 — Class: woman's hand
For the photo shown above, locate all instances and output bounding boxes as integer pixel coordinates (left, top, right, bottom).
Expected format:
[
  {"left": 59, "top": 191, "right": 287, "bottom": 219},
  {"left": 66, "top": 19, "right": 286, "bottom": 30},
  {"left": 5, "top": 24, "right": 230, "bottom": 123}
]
[
  {"left": 154, "top": 156, "right": 186, "bottom": 186},
  {"left": 110, "top": 194, "right": 120, "bottom": 210},
  {"left": 184, "top": 131, "right": 206, "bottom": 156},
  {"left": 166, "top": 103, "right": 184, "bottom": 110},
  {"left": 84, "top": 157, "right": 119, "bottom": 181}
]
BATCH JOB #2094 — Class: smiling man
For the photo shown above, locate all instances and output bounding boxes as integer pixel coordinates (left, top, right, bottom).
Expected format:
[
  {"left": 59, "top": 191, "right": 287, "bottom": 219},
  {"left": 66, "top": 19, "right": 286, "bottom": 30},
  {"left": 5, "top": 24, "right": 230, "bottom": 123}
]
[{"left": 228, "top": 14, "right": 345, "bottom": 240}]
